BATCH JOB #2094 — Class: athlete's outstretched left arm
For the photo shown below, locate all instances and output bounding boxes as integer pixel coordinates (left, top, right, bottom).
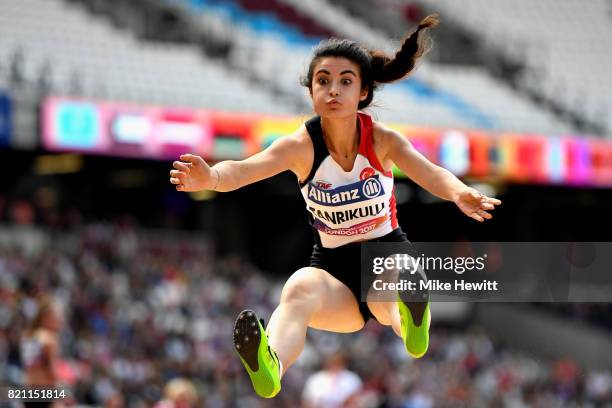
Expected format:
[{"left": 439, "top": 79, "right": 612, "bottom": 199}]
[{"left": 382, "top": 128, "right": 501, "bottom": 222}]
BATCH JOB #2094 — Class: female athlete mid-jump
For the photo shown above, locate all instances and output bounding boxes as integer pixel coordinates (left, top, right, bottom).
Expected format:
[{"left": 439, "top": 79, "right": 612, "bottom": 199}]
[{"left": 169, "top": 14, "right": 501, "bottom": 398}]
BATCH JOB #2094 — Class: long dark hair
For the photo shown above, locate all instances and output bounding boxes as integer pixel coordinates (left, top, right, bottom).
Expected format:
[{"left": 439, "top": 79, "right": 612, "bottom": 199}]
[{"left": 301, "top": 14, "right": 439, "bottom": 109}]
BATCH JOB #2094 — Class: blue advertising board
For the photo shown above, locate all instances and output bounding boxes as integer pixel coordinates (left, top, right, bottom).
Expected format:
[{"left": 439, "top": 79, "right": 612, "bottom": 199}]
[
  {"left": 53, "top": 101, "right": 101, "bottom": 149},
  {"left": 0, "top": 91, "right": 11, "bottom": 146}
]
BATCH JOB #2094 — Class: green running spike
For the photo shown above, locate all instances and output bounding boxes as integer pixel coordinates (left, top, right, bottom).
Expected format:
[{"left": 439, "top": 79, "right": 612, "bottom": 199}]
[
  {"left": 397, "top": 290, "right": 431, "bottom": 359},
  {"left": 233, "top": 309, "right": 281, "bottom": 398}
]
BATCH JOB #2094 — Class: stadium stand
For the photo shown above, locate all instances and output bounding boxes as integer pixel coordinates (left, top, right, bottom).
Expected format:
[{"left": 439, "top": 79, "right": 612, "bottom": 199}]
[
  {"left": 0, "top": 0, "right": 583, "bottom": 134},
  {"left": 1, "top": 218, "right": 611, "bottom": 406},
  {"left": 0, "top": 0, "right": 300, "bottom": 114},
  {"left": 165, "top": 0, "right": 580, "bottom": 133},
  {"left": 409, "top": 0, "right": 612, "bottom": 135}
]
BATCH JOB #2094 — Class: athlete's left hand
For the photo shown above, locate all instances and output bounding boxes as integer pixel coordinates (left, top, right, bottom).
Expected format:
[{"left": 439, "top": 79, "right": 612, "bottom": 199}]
[{"left": 453, "top": 188, "right": 502, "bottom": 222}]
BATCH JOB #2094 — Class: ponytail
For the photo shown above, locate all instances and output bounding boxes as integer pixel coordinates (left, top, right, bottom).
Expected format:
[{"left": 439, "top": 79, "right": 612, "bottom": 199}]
[{"left": 370, "top": 14, "right": 439, "bottom": 84}]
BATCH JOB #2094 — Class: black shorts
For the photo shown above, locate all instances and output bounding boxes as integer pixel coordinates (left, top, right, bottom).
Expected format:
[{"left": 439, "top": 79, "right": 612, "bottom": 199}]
[{"left": 309, "top": 228, "right": 409, "bottom": 322}]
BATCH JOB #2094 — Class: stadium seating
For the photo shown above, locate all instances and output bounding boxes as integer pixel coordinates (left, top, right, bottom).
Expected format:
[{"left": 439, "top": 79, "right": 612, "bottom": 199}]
[
  {"left": 0, "top": 0, "right": 298, "bottom": 114},
  {"left": 418, "top": 64, "right": 576, "bottom": 134},
  {"left": 172, "top": 0, "right": 579, "bottom": 134},
  {"left": 1, "top": 218, "right": 611, "bottom": 406},
  {"left": 412, "top": 0, "right": 612, "bottom": 135},
  {"left": 0, "top": 0, "right": 588, "bottom": 134}
]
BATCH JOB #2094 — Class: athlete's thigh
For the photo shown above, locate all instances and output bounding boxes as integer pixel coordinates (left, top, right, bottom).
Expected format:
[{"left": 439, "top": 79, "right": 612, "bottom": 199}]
[{"left": 284, "top": 267, "right": 365, "bottom": 333}]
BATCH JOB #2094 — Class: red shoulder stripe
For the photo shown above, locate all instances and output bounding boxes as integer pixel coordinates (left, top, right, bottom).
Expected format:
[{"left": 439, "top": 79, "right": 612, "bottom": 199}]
[
  {"left": 389, "top": 186, "right": 399, "bottom": 229},
  {"left": 357, "top": 112, "right": 392, "bottom": 177}
]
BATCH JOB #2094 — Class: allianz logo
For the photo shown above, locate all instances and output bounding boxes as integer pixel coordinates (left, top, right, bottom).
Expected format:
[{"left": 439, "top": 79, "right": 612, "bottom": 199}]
[{"left": 308, "top": 176, "right": 384, "bottom": 206}]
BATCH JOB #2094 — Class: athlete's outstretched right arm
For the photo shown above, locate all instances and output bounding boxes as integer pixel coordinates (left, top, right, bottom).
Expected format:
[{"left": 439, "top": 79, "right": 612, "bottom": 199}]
[{"left": 169, "top": 133, "right": 308, "bottom": 192}]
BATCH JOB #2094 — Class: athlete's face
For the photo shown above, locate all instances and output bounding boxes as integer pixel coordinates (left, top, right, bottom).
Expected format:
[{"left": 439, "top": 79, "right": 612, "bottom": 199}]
[{"left": 310, "top": 57, "right": 368, "bottom": 118}]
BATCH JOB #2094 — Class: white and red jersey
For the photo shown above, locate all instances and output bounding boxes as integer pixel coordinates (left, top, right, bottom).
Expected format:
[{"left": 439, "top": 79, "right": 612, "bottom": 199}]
[{"left": 300, "top": 112, "right": 398, "bottom": 249}]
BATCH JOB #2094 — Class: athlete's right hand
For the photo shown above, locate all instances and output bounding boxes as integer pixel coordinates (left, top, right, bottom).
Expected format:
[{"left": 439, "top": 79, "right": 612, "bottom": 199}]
[{"left": 169, "top": 154, "right": 214, "bottom": 192}]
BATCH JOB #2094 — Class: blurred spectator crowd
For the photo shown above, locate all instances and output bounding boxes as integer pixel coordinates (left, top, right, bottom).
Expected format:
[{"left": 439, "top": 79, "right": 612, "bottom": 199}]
[{"left": 0, "top": 218, "right": 611, "bottom": 407}]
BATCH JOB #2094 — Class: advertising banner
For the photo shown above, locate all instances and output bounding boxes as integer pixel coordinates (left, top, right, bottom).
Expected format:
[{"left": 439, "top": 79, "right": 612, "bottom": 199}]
[
  {"left": 0, "top": 91, "right": 11, "bottom": 147},
  {"left": 41, "top": 97, "right": 612, "bottom": 187}
]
